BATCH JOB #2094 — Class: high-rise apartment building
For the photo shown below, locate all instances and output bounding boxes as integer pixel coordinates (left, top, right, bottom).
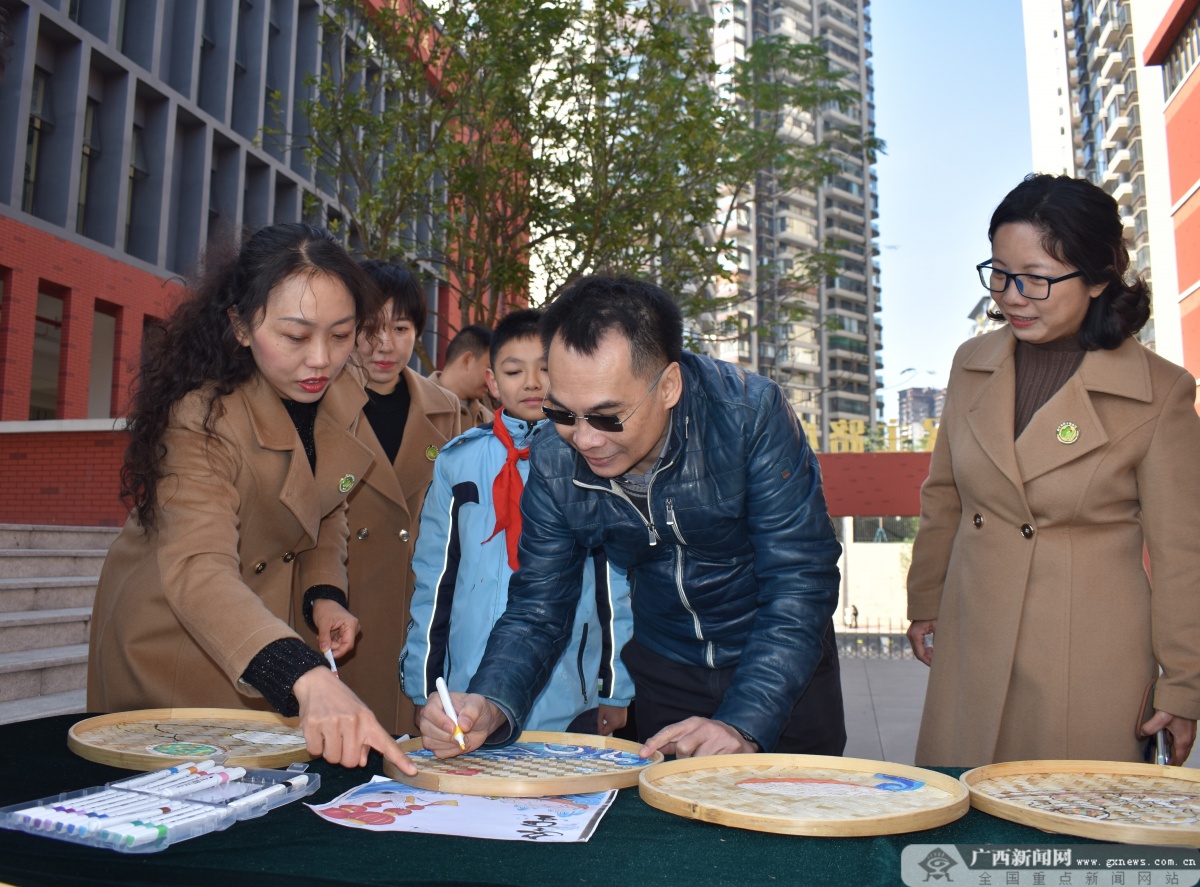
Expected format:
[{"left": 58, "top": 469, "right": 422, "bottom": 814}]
[
  {"left": 896, "top": 386, "right": 943, "bottom": 430},
  {"left": 1021, "top": 0, "right": 1184, "bottom": 357},
  {"left": 708, "top": 0, "right": 881, "bottom": 450}
]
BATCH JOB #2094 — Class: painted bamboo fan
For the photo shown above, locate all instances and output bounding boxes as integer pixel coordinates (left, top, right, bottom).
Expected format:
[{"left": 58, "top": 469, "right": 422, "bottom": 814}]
[
  {"left": 68, "top": 708, "right": 312, "bottom": 770},
  {"left": 639, "top": 754, "right": 969, "bottom": 836},
  {"left": 382, "top": 732, "right": 663, "bottom": 797},
  {"left": 962, "top": 760, "right": 1200, "bottom": 847}
]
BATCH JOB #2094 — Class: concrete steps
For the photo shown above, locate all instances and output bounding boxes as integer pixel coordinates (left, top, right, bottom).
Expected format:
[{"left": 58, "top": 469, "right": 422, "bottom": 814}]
[{"left": 0, "top": 525, "right": 119, "bottom": 724}]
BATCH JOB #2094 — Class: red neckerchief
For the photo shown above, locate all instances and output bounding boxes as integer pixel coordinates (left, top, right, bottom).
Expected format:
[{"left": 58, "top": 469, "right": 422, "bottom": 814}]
[{"left": 482, "top": 410, "right": 529, "bottom": 570}]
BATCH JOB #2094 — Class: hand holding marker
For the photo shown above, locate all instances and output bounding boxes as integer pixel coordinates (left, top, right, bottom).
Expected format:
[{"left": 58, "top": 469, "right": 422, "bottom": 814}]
[{"left": 435, "top": 676, "right": 467, "bottom": 750}]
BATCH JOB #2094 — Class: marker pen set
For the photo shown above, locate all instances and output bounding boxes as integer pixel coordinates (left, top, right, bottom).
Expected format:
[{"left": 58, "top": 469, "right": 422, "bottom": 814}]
[{"left": 0, "top": 761, "right": 318, "bottom": 853}]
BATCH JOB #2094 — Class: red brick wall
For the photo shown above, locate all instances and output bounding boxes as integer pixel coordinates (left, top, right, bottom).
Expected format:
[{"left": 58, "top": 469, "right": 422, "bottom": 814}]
[
  {"left": 0, "top": 433, "right": 931, "bottom": 528},
  {"left": 0, "top": 430, "right": 128, "bottom": 526}
]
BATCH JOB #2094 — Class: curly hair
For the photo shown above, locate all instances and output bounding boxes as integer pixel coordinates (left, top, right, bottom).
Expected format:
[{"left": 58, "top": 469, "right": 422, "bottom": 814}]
[
  {"left": 985, "top": 174, "right": 1150, "bottom": 349},
  {"left": 121, "top": 223, "right": 380, "bottom": 531}
]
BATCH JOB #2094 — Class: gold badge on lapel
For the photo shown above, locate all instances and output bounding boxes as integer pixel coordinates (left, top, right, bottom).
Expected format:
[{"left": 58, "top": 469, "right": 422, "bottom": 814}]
[
  {"left": 338, "top": 474, "right": 356, "bottom": 493},
  {"left": 1056, "top": 422, "right": 1080, "bottom": 445},
  {"left": 425, "top": 445, "right": 439, "bottom": 461}
]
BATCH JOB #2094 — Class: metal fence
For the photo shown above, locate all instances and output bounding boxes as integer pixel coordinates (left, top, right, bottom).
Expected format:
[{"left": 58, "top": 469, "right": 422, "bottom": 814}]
[{"left": 836, "top": 631, "right": 914, "bottom": 660}]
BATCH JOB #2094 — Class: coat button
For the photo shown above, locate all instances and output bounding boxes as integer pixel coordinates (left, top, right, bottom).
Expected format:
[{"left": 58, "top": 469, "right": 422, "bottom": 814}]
[
  {"left": 398, "top": 529, "right": 410, "bottom": 543},
  {"left": 973, "top": 513, "right": 983, "bottom": 528},
  {"left": 282, "top": 551, "right": 296, "bottom": 563},
  {"left": 1020, "top": 524, "right": 1034, "bottom": 539},
  {"left": 356, "top": 528, "right": 370, "bottom": 540},
  {"left": 254, "top": 562, "right": 266, "bottom": 574}
]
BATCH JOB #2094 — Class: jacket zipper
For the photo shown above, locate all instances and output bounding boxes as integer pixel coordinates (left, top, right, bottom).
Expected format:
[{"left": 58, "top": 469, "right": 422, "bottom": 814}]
[
  {"left": 576, "top": 624, "right": 589, "bottom": 702},
  {"left": 665, "top": 498, "right": 686, "bottom": 545},
  {"left": 573, "top": 478, "right": 661, "bottom": 545},
  {"left": 673, "top": 544, "right": 709, "bottom": 664}
]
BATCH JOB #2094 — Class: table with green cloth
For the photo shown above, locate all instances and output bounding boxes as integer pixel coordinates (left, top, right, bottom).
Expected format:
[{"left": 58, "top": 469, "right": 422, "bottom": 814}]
[{"left": 0, "top": 714, "right": 1098, "bottom": 887}]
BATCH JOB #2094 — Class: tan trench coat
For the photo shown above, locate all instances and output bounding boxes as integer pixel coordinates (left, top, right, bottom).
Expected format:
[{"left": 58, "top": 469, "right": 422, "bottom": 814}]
[
  {"left": 87, "top": 370, "right": 374, "bottom": 712},
  {"left": 338, "top": 368, "right": 461, "bottom": 734},
  {"left": 908, "top": 327, "right": 1200, "bottom": 766},
  {"left": 429, "top": 369, "right": 493, "bottom": 428}
]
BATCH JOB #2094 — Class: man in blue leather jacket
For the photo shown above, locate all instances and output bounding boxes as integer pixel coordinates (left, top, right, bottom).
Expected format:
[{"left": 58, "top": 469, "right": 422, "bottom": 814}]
[{"left": 419, "top": 276, "right": 845, "bottom": 758}]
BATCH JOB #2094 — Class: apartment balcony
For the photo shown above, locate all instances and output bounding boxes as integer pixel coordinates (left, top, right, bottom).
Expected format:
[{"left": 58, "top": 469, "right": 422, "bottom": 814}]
[
  {"left": 826, "top": 334, "right": 869, "bottom": 359},
  {"left": 826, "top": 221, "right": 867, "bottom": 243},
  {"left": 818, "top": 5, "right": 858, "bottom": 39},
  {"left": 1102, "top": 80, "right": 1125, "bottom": 111},
  {"left": 1088, "top": 44, "right": 1110, "bottom": 72},
  {"left": 1098, "top": 18, "right": 1118, "bottom": 48},
  {"left": 1100, "top": 51, "right": 1124, "bottom": 81},
  {"left": 778, "top": 226, "right": 819, "bottom": 250},
  {"left": 1109, "top": 148, "right": 1131, "bottom": 175},
  {"left": 824, "top": 199, "right": 864, "bottom": 222},
  {"left": 1110, "top": 180, "right": 1133, "bottom": 205},
  {"left": 1103, "top": 114, "right": 1130, "bottom": 145}
]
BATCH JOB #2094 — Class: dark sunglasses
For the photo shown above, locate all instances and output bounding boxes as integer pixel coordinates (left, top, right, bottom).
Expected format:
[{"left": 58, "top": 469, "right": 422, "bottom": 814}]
[{"left": 541, "top": 365, "right": 669, "bottom": 433}]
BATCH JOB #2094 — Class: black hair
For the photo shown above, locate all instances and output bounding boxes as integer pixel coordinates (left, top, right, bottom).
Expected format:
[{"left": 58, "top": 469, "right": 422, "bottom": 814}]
[
  {"left": 122, "top": 223, "right": 380, "bottom": 531},
  {"left": 444, "top": 324, "right": 492, "bottom": 365},
  {"left": 540, "top": 275, "right": 683, "bottom": 379},
  {"left": 490, "top": 309, "right": 543, "bottom": 365},
  {"left": 985, "top": 173, "right": 1150, "bottom": 349},
  {"left": 358, "top": 260, "right": 428, "bottom": 336}
]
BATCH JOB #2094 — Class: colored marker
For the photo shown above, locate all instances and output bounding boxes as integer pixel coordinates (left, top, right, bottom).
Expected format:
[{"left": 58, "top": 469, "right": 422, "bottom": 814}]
[
  {"left": 225, "top": 774, "right": 310, "bottom": 813},
  {"left": 435, "top": 676, "right": 467, "bottom": 751},
  {"left": 99, "top": 804, "right": 220, "bottom": 848},
  {"left": 156, "top": 766, "right": 246, "bottom": 798},
  {"left": 113, "top": 760, "right": 216, "bottom": 790},
  {"left": 324, "top": 648, "right": 339, "bottom": 679}
]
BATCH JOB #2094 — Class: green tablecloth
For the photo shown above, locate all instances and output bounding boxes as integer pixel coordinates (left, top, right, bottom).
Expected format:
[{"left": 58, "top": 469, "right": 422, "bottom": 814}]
[{"left": 0, "top": 714, "right": 1096, "bottom": 887}]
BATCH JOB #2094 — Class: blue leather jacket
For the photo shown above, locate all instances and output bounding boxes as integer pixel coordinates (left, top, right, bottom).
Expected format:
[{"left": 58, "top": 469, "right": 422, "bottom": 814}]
[{"left": 468, "top": 351, "right": 842, "bottom": 751}]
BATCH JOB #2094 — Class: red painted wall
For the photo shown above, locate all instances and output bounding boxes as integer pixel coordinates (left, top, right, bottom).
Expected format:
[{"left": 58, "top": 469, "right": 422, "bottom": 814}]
[
  {"left": 817, "top": 452, "right": 931, "bottom": 518},
  {"left": 1164, "top": 66, "right": 1200, "bottom": 208},
  {"left": 0, "top": 217, "right": 178, "bottom": 421}
]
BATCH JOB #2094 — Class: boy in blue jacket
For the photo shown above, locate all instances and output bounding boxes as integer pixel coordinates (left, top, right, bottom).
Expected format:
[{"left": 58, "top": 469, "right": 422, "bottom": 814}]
[{"left": 402, "top": 309, "right": 634, "bottom": 734}]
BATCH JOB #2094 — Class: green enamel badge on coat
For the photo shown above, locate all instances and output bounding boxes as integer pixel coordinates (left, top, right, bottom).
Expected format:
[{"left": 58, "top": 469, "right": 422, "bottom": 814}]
[
  {"left": 339, "top": 474, "right": 356, "bottom": 493},
  {"left": 1056, "top": 422, "right": 1080, "bottom": 445},
  {"left": 425, "top": 445, "right": 439, "bottom": 461}
]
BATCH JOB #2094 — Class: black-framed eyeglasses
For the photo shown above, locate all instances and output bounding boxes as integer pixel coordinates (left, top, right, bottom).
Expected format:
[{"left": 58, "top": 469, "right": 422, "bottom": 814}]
[
  {"left": 541, "top": 365, "right": 669, "bottom": 433},
  {"left": 976, "top": 260, "right": 1085, "bottom": 301}
]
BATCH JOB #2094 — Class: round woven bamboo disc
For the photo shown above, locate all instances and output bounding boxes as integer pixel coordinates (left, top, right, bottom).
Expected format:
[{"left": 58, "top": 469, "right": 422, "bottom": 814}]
[
  {"left": 68, "top": 708, "right": 312, "bottom": 770},
  {"left": 382, "top": 731, "right": 663, "bottom": 797},
  {"left": 961, "top": 760, "right": 1200, "bottom": 846},
  {"left": 639, "top": 754, "right": 969, "bottom": 836}
]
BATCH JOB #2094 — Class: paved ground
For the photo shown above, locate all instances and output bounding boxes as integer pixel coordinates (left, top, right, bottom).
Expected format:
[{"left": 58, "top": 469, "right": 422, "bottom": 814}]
[{"left": 839, "top": 657, "right": 1200, "bottom": 768}]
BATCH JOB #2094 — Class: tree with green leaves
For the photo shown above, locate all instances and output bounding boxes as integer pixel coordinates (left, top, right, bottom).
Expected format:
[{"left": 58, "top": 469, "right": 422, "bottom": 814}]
[{"left": 299, "top": 0, "right": 873, "bottom": 344}]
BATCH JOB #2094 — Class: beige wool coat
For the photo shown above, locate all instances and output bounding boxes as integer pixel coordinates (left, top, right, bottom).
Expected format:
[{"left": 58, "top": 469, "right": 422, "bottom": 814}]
[
  {"left": 338, "top": 368, "right": 461, "bottom": 734},
  {"left": 908, "top": 327, "right": 1200, "bottom": 767},
  {"left": 429, "top": 370, "right": 493, "bottom": 428},
  {"left": 87, "top": 370, "right": 375, "bottom": 713}
]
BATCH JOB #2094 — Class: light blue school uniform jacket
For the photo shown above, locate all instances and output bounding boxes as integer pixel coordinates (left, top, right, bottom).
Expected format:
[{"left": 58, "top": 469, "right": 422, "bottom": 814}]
[{"left": 401, "top": 412, "right": 634, "bottom": 729}]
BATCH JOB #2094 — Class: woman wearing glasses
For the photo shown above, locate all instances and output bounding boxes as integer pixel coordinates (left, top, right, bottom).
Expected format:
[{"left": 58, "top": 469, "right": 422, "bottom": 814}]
[{"left": 906, "top": 174, "right": 1200, "bottom": 766}]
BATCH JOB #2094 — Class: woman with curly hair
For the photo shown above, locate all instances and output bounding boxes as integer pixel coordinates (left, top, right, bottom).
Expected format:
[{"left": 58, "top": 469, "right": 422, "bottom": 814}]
[
  {"left": 907, "top": 174, "right": 1200, "bottom": 766},
  {"left": 86, "top": 223, "right": 415, "bottom": 773}
]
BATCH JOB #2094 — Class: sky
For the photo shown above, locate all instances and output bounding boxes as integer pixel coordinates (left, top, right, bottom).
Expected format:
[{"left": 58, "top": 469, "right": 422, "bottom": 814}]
[{"left": 871, "top": 0, "right": 1033, "bottom": 419}]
